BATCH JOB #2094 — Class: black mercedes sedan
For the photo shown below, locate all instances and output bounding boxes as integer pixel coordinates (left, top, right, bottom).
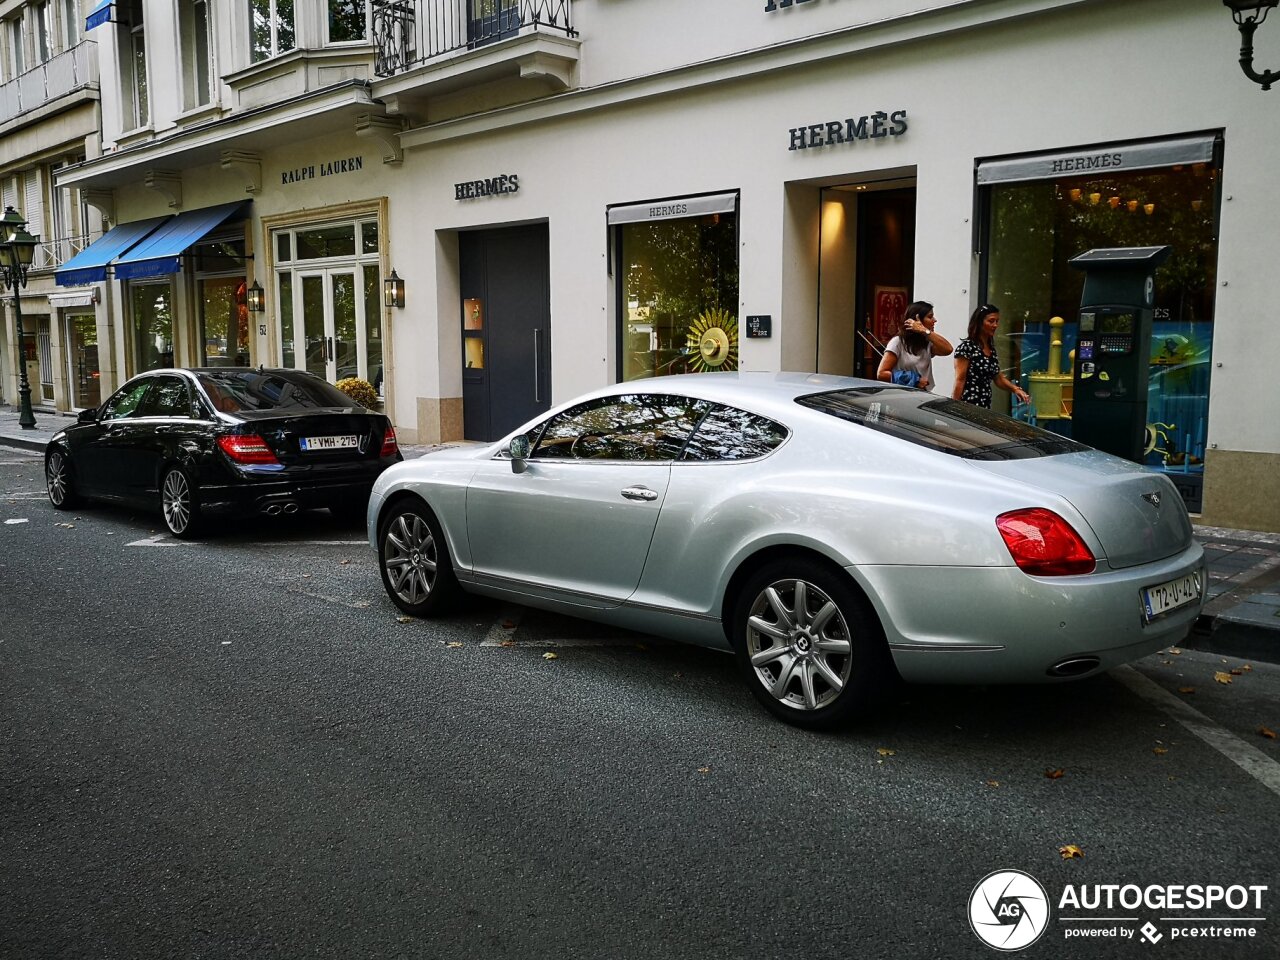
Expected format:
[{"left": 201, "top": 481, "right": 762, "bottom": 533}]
[{"left": 44, "top": 367, "right": 401, "bottom": 538}]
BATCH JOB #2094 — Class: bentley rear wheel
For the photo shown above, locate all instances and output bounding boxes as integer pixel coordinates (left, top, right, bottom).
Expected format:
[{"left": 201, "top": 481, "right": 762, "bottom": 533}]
[{"left": 732, "top": 557, "right": 893, "bottom": 728}]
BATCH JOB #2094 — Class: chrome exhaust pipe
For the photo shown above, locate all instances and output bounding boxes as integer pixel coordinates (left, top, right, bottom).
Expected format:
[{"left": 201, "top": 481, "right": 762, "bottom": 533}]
[
  {"left": 282, "top": 503, "right": 299, "bottom": 514},
  {"left": 1046, "top": 656, "right": 1101, "bottom": 678},
  {"left": 264, "top": 504, "right": 282, "bottom": 516}
]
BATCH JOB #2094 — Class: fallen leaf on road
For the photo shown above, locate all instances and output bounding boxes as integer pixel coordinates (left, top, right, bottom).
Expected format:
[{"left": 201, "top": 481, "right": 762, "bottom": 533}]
[
  {"left": 499, "top": 639, "right": 515, "bottom": 648},
  {"left": 1215, "top": 671, "right": 1233, "bottom": 685},
  {"left": 396, "top": 616, "right": 413, "bottom": 623},
  {"left": 985, "top": 780, "right": 1000, "bottom": 788},
  {"left": 1241, "top": 664, "right": 1254, "bottom": 673},
  {"left": 876, "top": 748, "right": 895, "bottom": 757},
  {"left": 1169, "top": 648, "right": 1182, "bottom": 655},
  {"left": 1178, "top": 686, "right": 1196, "bottom": 694},
  {"left": 1230, "top": 668, "right": 1245, "bottom": 676},
  {"left": 697, "top": 766, "right": 711, "bottom": 774},
  {"left": 1260, "top": 727, "right": 1277, "bottom": 740},
  {"left": 543, "top": 651, "right": 558, "bottom": 660},
  {"left": 446, "top": 641, "right": 463, "bottom": 648},
  {"left": 340, "top": 559, "right": 350, "bottom": 565},
  {"left": 1045, "top": 768, "right": 1065, "bottom": 780},
  {"left": 55, "top": 522, "right": 74, "bottom": 528},
  {"left": 672, "top": 672, "right": 683, "bottom": 680},
  {"left": 1059, "top": 844, "right": 1084, "bottom": 860},
  {"left": 1153, "top": 746, "right": 1169, "bottom": 755}
]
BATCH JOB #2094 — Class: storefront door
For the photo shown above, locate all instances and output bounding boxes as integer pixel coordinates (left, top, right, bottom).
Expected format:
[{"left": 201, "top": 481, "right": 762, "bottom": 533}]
[
  {"left": 64, "top": 313, "right": 101, "bottom": 409},
  {"left": 296, "top": 268, "right": 360, "bottom": 383},
  {"left": 459, "top": 225, "right": 551, "bottom": 441}
]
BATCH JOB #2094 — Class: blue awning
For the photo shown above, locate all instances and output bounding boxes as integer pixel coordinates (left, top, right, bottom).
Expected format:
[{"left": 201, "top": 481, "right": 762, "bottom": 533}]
[
  {"left": 86, "top": 0, "right": 115, "bottom": 30},
  {"left": 111, "top": 201, "right": 251, "bottom": 281},
  {"left": 54, "top": 216, "right": 170, "bottom": 287}
]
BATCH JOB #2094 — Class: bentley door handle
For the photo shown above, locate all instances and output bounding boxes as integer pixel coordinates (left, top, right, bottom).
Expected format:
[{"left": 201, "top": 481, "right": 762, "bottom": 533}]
[{"left": 620, "top": 485, "right": 658, "bottom": 502}]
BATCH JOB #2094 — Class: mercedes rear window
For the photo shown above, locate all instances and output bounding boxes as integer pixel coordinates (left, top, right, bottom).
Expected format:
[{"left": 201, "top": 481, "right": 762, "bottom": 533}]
[
  {"left": 795, "top": 387, "right": 1086, "bottom": 460},
  {"left": 197, "top": 371, "right": 359, "bottom": 411}
]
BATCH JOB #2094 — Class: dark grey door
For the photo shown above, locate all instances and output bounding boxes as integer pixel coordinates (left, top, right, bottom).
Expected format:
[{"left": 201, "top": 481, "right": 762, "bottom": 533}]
[{"left": 459, "top": 225, "right": 551, "bottom": 441}]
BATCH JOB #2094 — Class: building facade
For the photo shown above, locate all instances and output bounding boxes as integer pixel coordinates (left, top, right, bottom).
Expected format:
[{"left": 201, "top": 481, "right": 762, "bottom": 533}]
[
  {"left": 0, "top": 0, "right": 102, "bottom": 415},
  {"left": 50, "top": 0, "right": 1280, "bottom": 531}
]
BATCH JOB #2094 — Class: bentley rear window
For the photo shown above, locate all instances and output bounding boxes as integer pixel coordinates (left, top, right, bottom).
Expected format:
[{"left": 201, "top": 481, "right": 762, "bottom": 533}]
[{"left": 796, "top": 388, "right": 1086, "bottom": 460}]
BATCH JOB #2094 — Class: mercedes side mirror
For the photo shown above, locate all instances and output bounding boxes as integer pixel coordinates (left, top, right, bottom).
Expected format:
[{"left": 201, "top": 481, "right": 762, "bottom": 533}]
[
  {"left": 77, "top": 408, "right": 98, "bottom": 424},
  {"left": 509, "top": 435, "right": 531, "bottom": 474}
]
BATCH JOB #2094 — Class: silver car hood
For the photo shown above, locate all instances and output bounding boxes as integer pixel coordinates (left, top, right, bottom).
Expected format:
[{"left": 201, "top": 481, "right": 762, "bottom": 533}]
[{"left": 968, "top": 451, "right": 1192, "bottom": 569}]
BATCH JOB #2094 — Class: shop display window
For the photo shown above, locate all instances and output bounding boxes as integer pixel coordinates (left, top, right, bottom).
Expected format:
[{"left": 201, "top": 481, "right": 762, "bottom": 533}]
[
  {"left": 617, "top": 212, "right": 739, "bottom": 381},
  {"left": 984, "top": 162, "right": 1219, "bottom": 495},
  {"left": 129, "top": 283, "right": 173, "bottom": 372}
]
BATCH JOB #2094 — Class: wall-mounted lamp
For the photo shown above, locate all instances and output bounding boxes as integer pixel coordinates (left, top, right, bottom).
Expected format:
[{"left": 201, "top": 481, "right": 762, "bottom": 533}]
[
  {"left": 1223, "top": 0, "right": 1279, "bottom": 90},
  {"left": 246, "top": 279, "right": 265, "bottom": 312},
  {"left": 384, "top": 269, "right": 405, "bottom": 308}
]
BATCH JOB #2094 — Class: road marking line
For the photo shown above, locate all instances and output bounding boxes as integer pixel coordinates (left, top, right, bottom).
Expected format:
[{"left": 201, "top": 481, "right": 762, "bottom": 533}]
[
  {"left": 125, "top": 533, "right": 192, "bottom": 547},
  {"left": 480, "top": 605, "right": 525, "bottom": 646},
  {"left": 1, "top": 492, "right": 49, "bottom": 499},
  {"left": 1115, "top": 665, "right": 1280, "bottom": 798}
]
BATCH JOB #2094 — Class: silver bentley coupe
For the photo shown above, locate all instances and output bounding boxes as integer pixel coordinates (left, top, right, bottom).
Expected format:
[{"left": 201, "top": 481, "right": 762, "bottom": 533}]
[{"left": 368, "top": 373, "right": 1205, "bottom": 728}]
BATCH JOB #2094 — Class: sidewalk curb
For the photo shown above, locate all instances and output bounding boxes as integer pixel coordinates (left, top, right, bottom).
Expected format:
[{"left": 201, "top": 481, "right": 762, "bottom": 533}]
[{"left": 1183, "top": 615, "right": 1279, "bottom": 665}]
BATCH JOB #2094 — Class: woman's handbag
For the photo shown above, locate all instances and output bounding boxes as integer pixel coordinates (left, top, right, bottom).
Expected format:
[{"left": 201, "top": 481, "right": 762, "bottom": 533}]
[{"left": 891, "top": 369, "right": 921, "bottom": 388}]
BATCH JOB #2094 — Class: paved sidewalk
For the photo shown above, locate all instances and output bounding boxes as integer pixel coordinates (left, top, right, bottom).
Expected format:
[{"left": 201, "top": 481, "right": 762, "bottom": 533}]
[{"left": 4, "top": 402, "right": 1277, "bottom": 663}]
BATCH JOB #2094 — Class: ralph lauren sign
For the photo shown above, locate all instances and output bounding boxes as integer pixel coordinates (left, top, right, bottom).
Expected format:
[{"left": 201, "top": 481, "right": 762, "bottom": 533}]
[
  {"left": 455, "top": 174, "right": 520, "bottom": 200},
  {"left": 281, "top": 155, "right": 364, "bottom": 184},
  {"left": 789, "top": 109, "right": 907, "bottom": 151}
]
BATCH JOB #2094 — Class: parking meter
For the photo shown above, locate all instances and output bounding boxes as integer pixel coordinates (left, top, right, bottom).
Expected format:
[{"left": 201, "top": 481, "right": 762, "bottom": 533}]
[{"left": 1068, "top": 246, "right": 1171, "bottom": 462}]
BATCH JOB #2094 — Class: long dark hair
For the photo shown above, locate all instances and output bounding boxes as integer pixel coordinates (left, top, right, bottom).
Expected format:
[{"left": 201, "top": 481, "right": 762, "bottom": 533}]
[
  {"left": 967, "top": 303, "right": 999, "bottom": 343},
  {"left": 900, "top": 301, "right": 932, "bottom": 354}
]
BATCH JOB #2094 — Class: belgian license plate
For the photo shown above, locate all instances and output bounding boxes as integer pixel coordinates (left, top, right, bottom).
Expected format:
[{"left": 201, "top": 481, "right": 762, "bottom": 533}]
[
  {"left": 301, "top": 435, "right": 357, "bottom": 451},
  {"left": 1142, "top": 571, "right": 1202, "bottom": 622}
]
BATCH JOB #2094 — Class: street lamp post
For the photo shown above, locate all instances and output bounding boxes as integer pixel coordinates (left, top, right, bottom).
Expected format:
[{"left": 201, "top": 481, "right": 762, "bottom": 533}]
[{"left": 0, "top": 205, "right": 39, "bottom": 429}]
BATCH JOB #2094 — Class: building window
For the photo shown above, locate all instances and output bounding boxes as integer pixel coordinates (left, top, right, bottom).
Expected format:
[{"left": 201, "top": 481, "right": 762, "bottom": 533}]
[
  {"left": 7, "top": 17, "right": 25, "bottom": 77},
  {"left": 66, "top": 314, "right": 101, "bottom": 410},
  {"left": 250, "top": 0, "right": 296, "bottom": 63},
  {"left": 180, "top": 0, "right": 211, "bottom": 110},
  {"left": 272, "top": 219, "right": 382, "bottom": 392},
  {"left": 118, "top": 0, "right": 148, "bottom": 129},
  {"left": 130, "top": 283, "right": 174, "bottom": 373},
  {"left": 35, "top": 2, "right": 51, "bottom": 62},
  {"left": 62, "top": 0, "right": 79, "bottom": 48},
  {"left": 982, "top": 148, "right": 1221, "bottom": 501},
  {"left": 613, "top": 199, "right": 740, "bottom": 381},
  {"left": 193, "top": 236, "right": 249, "bottom": 366},
  {"left": 328, "top": 0, "right": 368, "bottom": 44}
]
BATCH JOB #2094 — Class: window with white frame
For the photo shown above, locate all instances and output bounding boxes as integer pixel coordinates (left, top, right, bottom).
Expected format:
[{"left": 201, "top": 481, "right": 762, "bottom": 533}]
[
  {"left": 273, "top": 218, "right": 383, "bottom": 393},
  {"left": 117, "top": 0, "right": 148, "bottom": 130},
  {"left": 7, "top": 16, "right": 25, "bottom": 78},
  {"left": 35, "top": 2, "right": 51, "bottom": 62},
  {"left": 249, "top": 0, "right": 296, "bottom": 63},
  {"left": 180, "top": 0, "right": 211, "bottom": 110},
  {"left": 328, "top": 0, "right": 369, "bottom": 44},
  {"left": 62, "top": 0, "right": 79, "bottom": 49}
]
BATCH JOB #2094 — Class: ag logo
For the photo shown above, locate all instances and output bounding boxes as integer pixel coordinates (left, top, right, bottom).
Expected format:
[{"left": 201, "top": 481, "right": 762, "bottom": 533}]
[{"left": 969, "top": 869, "right": 1050, "bottom": 951}]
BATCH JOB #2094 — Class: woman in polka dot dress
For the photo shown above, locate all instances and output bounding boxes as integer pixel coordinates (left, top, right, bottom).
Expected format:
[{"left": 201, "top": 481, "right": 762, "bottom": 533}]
[{"left": 953, "top": 304, "right": 1030, "bottom": 409}]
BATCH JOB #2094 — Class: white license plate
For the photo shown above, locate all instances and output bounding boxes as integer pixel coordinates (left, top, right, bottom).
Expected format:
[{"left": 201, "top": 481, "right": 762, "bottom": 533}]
[
  {"left": 1141, "top": 571, "right": 1202, "bottom": 622},
  {"left": 300, "top": 434, "right": 358, "bottom": 451}
]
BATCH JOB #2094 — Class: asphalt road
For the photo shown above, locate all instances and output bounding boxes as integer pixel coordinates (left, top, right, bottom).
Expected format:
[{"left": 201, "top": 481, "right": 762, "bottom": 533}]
[{"left": 2, "top": 446, "right": 1278, "bottom": 960}]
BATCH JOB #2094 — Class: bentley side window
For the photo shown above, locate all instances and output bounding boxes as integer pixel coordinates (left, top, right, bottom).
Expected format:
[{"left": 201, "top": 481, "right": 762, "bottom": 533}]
[
  {"left": 682, "top": 405, "right": 788, "bottom": 461},
  {"left": 533, "top": 394, "right": 708, "bottom": 461}
]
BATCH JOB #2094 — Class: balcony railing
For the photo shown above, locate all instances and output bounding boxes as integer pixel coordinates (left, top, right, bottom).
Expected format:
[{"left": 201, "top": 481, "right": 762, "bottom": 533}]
[
  {"left": 372, "top": 0, "right": 575, "bottom": 78},
  {"left": 33, "top": 234, "right": 91, "bottom": 272},
  {"left": 0, "top": 41, "right": 98, "bottom": 127}
]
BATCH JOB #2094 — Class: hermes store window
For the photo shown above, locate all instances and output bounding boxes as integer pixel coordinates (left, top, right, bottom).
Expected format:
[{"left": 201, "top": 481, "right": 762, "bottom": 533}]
[
  {"left": 979, "top": 134, "right": 1221, "bottom": 501},
  {"left": 609, "top": 192, "right": 739, "bottom": 382}
]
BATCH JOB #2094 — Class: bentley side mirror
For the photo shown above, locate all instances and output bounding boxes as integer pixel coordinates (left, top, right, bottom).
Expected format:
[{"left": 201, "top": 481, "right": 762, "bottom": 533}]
[{"left": 509, "top": 435, "right": 531, "bottom": 474}]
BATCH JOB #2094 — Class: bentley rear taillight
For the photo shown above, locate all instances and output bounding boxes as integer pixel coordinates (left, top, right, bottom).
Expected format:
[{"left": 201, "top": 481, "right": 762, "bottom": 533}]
[
  {"left": 217, "top": 434, "right": 280, "bottom": 466},
  {"left": 380, "top": 425, "right": 399, "bottom": 458},
  {"left": 996, "top": 508, "right": 1096, "bottom": 576}
]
